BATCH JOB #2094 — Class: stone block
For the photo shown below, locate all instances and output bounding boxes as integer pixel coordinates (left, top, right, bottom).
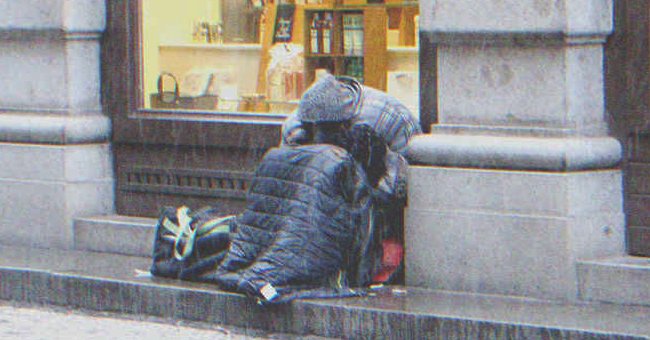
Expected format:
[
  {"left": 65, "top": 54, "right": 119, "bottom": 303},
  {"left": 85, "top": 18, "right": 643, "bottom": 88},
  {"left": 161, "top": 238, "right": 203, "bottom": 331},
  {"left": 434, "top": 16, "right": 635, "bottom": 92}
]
[
  {"left": 65, "top": 181, "right": 115, "bottom": 223},
  {"left": 421, "top": 0, "right": 565, "bottom": 33},
  {"left": 437, "top": 45, "right": 606, "bottom": 132},
  {"left": 578, "top": 256, "right": 650, "bottom": 306},
  {"left": 0, "top": 0, "right": 105, "bottom": 32},
  {"left": 438, "top": 45, "right": 563, "bottom": 129},
  {"left": 569, "top": 213, "right": 625, "bottom": 261},
  {"left": 0, "top": 39, "right": 101, "bottom": 112},
  {"left": 566, "top": 169, "right": 624, "bottom": 216},
  {"left": 0, "top": 0, "right": 64, "bottom": 30},
  {"left": 419, "top": 0, "right": 612, "bottom": 36},
  {"left": 63, "top": 144, "right": 113, "bottom": 181},
  {"left": 65, "top": 40, "right": 101, "bottom": 111},
  {"left": 0, "top": 143, "right": 112, "bottom": 182},
  {"left": 565, "top": 0, "right": 613, "bottom": 35},
  {"left": 0, "top": 40, "right": 67, "bottom": 110},
  {"left": 0, "top": 143, "right": 114, "bottom": 249},
  {"left": 0, "top": 180, "right": 113, "bottom": 249},
  {"left": 565, "top": 45, "right": 606, "bottom": 129},
  {"left": 62, "top": 0, "right": 106, "bottom": 32},
  {"left": 407, "top": 166, "right": 623, "bottom": 217},
  {"left": 408, "top": 166, "right": 567, "bottom": 216},
  {"left": 405, "top": 166, "right": 625, "bottom": 301},
  {"left": 405, "top": 210, "right": 576, "bottom": 300},
  {"left": 74, "top": 215, "right": 157, "bottom": 257}
]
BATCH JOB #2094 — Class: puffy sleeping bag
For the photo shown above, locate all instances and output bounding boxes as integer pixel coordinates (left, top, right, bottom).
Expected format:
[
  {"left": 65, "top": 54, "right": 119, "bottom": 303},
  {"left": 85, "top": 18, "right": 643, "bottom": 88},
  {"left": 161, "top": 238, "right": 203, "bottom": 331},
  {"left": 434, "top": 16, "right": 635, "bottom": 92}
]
[{"left": 209, "top": 144, "right": 375, "bottom": 302}]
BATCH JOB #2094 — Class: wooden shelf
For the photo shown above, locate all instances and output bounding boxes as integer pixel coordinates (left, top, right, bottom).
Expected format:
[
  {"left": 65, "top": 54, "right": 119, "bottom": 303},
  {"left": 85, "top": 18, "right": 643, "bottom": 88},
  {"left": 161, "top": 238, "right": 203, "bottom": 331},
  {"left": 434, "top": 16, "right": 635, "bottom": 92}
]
[{"left": 303, "top": 5, "right": 387, "bottom": 90}]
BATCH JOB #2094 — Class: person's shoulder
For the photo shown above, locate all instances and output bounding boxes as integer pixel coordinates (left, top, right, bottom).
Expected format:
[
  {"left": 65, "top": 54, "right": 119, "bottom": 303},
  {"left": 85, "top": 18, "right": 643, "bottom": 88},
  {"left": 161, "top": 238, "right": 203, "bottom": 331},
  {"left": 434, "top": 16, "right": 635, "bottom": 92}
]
[
  {"left": 362, "top": 86, "right": 409, "bottom": 109},
  {"left": 359, "top": 87, "right": 392, "bottom": 111},
  {"left": 363, "top": 88, "right": 416, "bottom": 121}
]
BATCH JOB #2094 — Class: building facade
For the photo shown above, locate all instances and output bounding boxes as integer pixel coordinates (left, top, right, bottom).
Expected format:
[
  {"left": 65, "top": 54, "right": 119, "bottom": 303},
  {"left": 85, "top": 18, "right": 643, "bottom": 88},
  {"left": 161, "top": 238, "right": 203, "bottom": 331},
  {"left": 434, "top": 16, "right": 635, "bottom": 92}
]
[{"left": 0, "top": 0, "right": 647, "bottom": 306}]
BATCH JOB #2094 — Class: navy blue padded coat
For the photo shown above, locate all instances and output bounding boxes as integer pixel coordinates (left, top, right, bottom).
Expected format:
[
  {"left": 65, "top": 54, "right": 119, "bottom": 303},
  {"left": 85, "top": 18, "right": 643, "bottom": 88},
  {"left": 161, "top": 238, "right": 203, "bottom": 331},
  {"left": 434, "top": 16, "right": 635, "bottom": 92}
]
[{"left": 213, "top": 144, "right": 374, "bottom": 302}]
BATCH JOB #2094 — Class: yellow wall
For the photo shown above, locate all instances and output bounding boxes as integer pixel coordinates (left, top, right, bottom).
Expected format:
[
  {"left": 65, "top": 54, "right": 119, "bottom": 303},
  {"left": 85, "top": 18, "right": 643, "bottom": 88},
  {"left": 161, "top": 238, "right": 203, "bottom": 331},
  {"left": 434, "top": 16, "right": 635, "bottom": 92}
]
[
  {"left": 142, "top": 0, "right": 223, "bottom": 106},
  {"left": 141, "top": 1, "right": 418, "bottom": 113},
  {"left": 159, "top": 45, "right": 262, "bottom": 97}
]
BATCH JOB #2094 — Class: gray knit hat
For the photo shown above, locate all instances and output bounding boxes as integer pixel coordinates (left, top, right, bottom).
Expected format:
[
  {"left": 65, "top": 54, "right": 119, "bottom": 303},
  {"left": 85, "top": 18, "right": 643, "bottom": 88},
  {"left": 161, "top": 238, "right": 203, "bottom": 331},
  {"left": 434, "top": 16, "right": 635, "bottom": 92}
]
[{"left": 297, "top": 74, "right": 361, "bottom": 123}]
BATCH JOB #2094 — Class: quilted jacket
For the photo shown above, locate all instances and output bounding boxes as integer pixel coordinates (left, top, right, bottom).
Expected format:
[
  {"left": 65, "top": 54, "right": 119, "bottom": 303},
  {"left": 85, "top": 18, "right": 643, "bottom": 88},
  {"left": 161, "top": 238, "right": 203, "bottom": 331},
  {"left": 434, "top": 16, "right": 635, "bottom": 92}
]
[
  {"left": 282, "top": 78, "right": 422, "bottom": 155},
  {"left": 212, "top": 144, "right": 374, "bottom": 302}
]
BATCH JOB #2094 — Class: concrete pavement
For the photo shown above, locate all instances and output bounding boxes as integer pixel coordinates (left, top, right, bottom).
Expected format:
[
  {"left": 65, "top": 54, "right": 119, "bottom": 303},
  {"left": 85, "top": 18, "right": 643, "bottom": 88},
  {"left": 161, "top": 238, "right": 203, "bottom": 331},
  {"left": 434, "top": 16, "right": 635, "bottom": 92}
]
[
  {"left": 0, "top": 302, "right": 262, "bottom": 340},
  {"left": 0, "top": 245, "right": 648, "bottom": 339}
]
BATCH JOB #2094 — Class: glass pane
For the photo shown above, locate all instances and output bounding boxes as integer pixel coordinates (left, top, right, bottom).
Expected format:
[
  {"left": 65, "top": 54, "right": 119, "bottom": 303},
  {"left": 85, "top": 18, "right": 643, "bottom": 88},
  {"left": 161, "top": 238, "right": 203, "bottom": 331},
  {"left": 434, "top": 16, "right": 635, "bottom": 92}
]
[{"left": 140, "top": 0, "right": 419, "bottom": 117}]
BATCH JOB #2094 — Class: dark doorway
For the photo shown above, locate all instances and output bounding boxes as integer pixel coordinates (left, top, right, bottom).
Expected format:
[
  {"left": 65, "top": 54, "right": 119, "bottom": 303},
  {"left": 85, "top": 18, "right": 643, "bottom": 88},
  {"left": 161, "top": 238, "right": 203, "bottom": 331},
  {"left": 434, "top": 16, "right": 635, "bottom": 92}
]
[{"left": 606, "top": 0, "right": 650, "bottom": 256}]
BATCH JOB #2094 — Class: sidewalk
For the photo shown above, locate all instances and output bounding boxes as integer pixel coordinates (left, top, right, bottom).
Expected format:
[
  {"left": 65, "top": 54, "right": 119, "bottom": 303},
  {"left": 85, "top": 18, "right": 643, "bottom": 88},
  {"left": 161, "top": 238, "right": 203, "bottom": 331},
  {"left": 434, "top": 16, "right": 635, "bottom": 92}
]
[
  {"left": 0, "top": 245, "right": 648, "bottom": 339},
  {"left": 0, "top": 302, "right": 262, "bottom": 340}
]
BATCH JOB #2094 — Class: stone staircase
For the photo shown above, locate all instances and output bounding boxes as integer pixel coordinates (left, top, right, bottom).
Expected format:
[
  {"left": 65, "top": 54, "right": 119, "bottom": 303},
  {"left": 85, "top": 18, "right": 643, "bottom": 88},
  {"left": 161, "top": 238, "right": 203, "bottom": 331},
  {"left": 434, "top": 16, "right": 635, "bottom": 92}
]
[
  {"left": 578, "top": 256, "right": 650, "bottom": 306},
  {"left": 74, "top": 215, "right": 650, "bottom": 307},
  {"left": 75, "top": 215, "right": 157, "bottom": 257},
  {"left": 43, "top": 215, "right": 648, "bottom": 337}
]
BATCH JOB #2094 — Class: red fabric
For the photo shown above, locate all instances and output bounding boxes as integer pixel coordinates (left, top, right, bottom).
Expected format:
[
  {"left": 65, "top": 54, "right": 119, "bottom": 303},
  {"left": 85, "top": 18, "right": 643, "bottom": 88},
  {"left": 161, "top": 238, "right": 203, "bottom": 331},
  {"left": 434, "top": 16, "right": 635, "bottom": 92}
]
[{"left": 372, "top": 238, "right": 403, "bottom": 283}]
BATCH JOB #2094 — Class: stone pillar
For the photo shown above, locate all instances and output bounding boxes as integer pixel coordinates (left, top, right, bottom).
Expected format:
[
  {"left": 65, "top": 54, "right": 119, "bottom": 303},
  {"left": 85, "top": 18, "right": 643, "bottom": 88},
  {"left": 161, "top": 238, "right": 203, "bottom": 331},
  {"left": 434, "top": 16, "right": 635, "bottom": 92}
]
[
  {"left": 406, "top": 0, "right": 624, "bottom": 301},
  {"left": 0, "top": 0, "right": 113, "bottom": 249}
]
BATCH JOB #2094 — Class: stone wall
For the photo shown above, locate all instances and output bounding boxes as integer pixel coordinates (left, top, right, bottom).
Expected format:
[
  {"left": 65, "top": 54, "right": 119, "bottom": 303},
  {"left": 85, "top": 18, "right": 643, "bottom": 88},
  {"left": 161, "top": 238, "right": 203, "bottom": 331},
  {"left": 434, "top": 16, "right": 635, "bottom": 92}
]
[
  {"left": 0, "top": 0, "right": 113, "bottom": 249},
  {"left": 406, "top": 0, "right": 625, "bottom": 301}
]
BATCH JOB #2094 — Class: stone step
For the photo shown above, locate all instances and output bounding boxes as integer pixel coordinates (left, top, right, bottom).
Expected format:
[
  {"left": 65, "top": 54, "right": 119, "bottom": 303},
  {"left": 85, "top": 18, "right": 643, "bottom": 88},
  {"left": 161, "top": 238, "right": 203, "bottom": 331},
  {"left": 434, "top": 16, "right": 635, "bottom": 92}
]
[
  {"left": 76, "top": 215, "right": 650, "bottom": 311},
  {"left": 0, "top": 245, "right": 648, "bottom": 339},
  {"left": 74, "top": 215, "right": 157, "bottom": 257},
  {"left": 578, "top": 256, "right": 650, "bottom": 306}
]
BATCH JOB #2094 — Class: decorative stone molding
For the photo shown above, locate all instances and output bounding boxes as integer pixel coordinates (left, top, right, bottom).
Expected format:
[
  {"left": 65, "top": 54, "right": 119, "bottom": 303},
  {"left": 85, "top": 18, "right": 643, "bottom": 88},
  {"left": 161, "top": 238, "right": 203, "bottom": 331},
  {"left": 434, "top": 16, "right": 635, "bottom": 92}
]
[
  {"left": 0, "top": 112, "right": 110, "bottom": 144},
  {"left": 407, "top": 134, "right": 622, "bottom": 171}
]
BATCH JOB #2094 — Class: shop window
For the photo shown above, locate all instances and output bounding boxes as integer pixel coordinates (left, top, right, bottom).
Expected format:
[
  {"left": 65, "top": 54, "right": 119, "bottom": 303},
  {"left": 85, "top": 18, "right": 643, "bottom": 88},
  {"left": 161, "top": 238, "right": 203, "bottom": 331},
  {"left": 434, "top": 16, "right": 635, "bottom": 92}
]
[
  {"left": 103, "top": 0, "right": 422, "bottom": 216},
  {"left": 139, "top": 0, "right": 421, "bottom": 117}
]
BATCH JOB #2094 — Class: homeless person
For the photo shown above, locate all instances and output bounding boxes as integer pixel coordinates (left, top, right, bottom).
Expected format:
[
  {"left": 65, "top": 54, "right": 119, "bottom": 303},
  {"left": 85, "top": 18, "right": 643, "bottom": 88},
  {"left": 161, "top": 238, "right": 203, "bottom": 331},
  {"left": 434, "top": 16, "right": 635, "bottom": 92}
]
[
  {"left": 150, "top": 75, "right": 420, "bottom": 304},
  {"left": 281, "top": 73, "right": 423, "bottom": 281},
  {"left": 282, "top": 73, "right": 421, "bottom": 157}
]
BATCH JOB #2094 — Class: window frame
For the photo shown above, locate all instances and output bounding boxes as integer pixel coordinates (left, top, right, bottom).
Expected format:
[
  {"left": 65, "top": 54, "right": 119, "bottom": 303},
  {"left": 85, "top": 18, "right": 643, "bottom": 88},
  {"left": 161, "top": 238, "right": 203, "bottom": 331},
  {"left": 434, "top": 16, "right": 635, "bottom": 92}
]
[
  {"left": 103, "top": 0, "right": 285, "bottom": 149},
  {"left": 102, "top": 0, "right": 433, "bottom": 148}
]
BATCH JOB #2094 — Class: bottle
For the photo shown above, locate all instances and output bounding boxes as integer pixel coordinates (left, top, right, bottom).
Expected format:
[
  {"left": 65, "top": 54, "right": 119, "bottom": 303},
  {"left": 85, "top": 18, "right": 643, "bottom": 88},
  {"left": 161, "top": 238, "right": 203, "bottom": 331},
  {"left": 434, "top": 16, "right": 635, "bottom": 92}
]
[
  {"left": 310, "top": 13, "right": 320, "bottom": 54},
  {"left": 259, "top": 8, "right": 267, "bottom": 44},
  {"left": 192, "top": 21, "right": 200, "bottom": 43},
  {"left": 323, "top": 13, "right": 334, "bottom": 53},
  {"left": 322, "top": 13, "right": 332, "bottom": 54}
]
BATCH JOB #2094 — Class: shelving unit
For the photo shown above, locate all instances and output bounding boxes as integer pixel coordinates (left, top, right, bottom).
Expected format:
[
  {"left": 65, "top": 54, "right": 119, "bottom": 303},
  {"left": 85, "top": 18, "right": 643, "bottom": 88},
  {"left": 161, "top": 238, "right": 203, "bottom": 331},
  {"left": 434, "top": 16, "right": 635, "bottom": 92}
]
[{"left": 303, "top": 5, "right": 388, "bottom": 90}]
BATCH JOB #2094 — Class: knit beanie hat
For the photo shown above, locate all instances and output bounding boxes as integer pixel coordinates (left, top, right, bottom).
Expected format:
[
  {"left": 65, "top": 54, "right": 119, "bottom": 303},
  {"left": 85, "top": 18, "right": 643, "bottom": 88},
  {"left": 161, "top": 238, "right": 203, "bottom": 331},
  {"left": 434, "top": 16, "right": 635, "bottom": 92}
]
[{"left": 297, "top": 74, "right": 360, "bottom": 123}]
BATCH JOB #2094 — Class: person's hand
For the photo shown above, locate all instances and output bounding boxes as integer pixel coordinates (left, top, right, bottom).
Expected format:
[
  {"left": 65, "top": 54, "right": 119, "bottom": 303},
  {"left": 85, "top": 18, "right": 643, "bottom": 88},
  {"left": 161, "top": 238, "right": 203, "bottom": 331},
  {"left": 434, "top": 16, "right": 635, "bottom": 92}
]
[{"left": 284, "top": 127, "right": 310, "bottom": 145}]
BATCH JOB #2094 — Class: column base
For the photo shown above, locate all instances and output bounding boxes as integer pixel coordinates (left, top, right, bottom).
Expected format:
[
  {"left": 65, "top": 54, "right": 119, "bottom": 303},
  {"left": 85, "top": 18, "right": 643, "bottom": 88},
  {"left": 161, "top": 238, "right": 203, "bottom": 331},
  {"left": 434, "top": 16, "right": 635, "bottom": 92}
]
[
  {"left": 407, "top": 134, "right": 622, "bottom": 171},
  {"left": 405, "top": 165, "right": 624, "bottom": 301},
  {"left": 0, "top": 142, "right": 114, "bottom": 249}
]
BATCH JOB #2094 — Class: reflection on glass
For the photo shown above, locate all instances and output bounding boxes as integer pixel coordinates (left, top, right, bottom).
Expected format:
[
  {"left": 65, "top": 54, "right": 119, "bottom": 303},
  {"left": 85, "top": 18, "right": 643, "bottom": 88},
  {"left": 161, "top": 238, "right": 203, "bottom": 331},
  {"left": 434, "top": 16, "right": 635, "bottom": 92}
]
[{"left": 140, "top": 0, "right": 420, "bottom": 115}]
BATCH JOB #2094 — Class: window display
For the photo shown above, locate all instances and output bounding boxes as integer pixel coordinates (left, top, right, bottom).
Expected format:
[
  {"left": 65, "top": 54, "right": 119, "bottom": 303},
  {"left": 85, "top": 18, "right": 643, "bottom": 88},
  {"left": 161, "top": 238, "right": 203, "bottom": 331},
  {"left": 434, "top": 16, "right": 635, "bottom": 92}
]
[{"left": 140, "top": 0, "right": 420, "bottom": 116}]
